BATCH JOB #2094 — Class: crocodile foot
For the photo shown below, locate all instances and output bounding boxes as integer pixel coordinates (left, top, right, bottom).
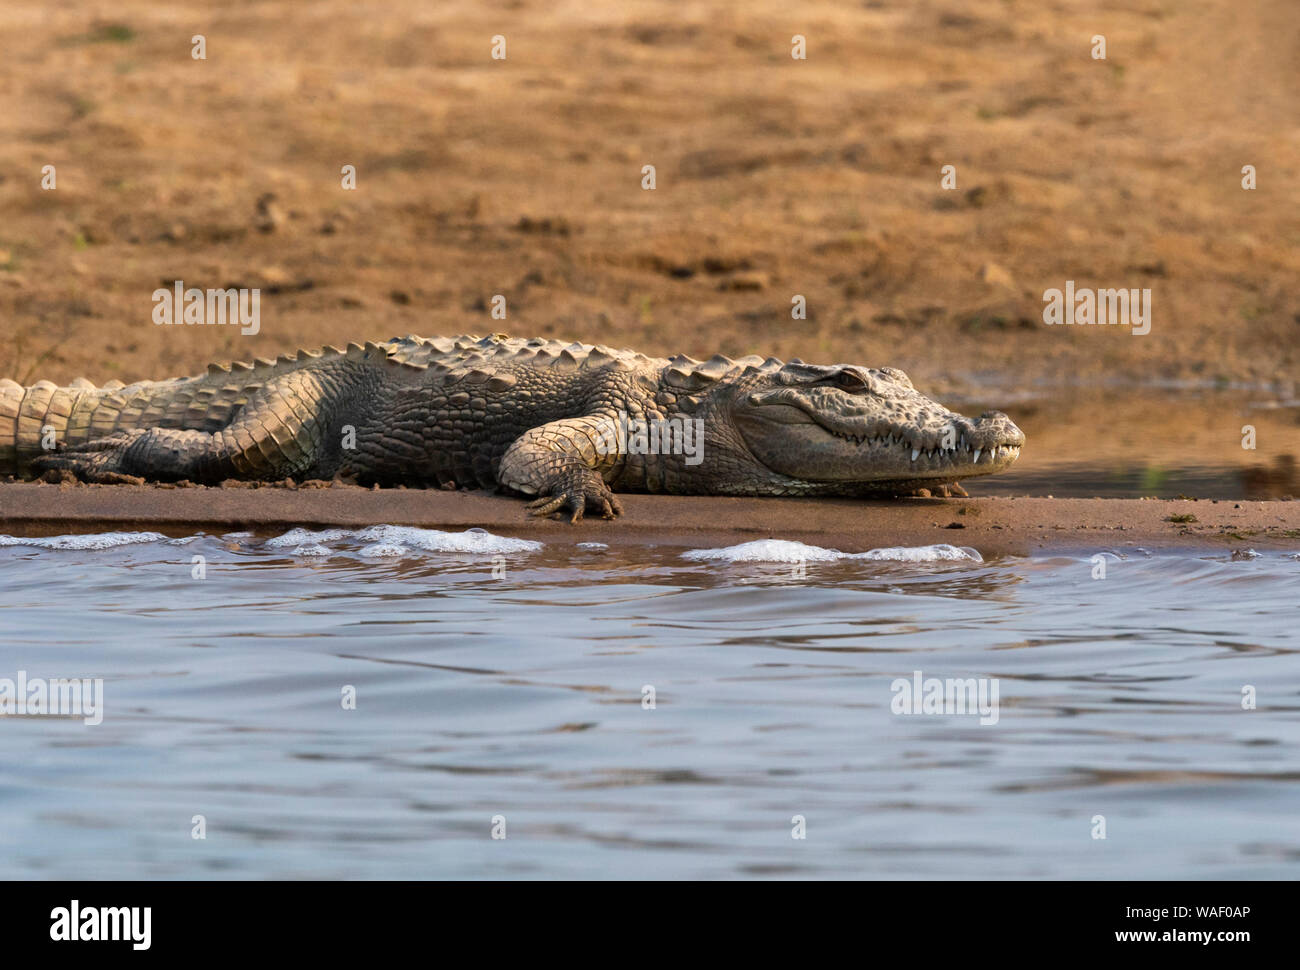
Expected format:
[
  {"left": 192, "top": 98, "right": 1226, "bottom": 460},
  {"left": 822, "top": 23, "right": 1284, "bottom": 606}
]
[
  {"left": 910, "top": 482, "right": 968, "bottom": 498},
  {"left": 525, "top": 466, "right": 624, "bottom": 523},
  {"left": 28, "top": 430, "right": 148, "bottom": 484}
]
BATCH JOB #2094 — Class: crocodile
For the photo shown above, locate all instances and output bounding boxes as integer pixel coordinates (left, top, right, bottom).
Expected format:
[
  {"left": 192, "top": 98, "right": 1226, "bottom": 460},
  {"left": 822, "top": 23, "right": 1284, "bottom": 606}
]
[{"left": 3, "top": 334, "right": 1024, "bottom": 521}]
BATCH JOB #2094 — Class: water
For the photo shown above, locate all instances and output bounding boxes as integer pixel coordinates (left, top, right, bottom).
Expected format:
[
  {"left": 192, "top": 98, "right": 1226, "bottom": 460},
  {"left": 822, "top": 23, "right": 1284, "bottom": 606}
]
[
  {"left": 1, "top": 527, "right": 1298, "bottom": 879},
  {"left": 951, "top": 388, "right": 1300, "bottom": 500}
]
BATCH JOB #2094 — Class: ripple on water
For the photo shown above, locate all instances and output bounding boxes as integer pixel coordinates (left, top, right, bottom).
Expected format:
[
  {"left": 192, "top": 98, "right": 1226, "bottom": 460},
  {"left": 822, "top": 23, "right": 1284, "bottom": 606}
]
[
  {"left": 265, "top": 525, "right": 543, "bottom": 555},
  {"left": 0, "top": 531, "right": 172, "bottom": 550},
  {"left": 681, "top": 539, "right": 982, "bottom": 563}
]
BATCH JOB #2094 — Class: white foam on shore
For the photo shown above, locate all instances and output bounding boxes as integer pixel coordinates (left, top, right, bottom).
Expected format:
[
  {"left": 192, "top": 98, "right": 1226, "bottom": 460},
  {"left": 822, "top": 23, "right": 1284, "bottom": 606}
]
[
  {"left": 290, "top": 543, "right": 333, "bottom": 557},
  {"left": 267, "top": 525, "right": 543, "bottom": 555},
  {"left": 358, "top": 542, "right": 409, "bottom": 558},
  {"left": 853, "top": 544, "right": 982, "bottom": 562},
  {"left": 267, "top": 528, "right": 355, "bottom": 548},
  {"left": 681, "top": 539, "right": 982, "bottom": 564},
  {"left": 0, "top": 531, "right": 172, "bottom": 551}
]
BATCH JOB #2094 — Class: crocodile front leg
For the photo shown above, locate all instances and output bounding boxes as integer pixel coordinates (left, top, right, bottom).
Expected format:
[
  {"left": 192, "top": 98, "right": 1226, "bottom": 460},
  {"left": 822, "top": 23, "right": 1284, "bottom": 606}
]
[{"left": 498, "top": 415, "right": 625, "bottom": 522}]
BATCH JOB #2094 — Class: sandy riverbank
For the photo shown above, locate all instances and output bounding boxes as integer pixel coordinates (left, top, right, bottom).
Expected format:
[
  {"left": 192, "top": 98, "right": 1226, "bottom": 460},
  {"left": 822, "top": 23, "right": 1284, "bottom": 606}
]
[
  {"left": 1, "top": 483, "right": 1295, "bottom": 556},
  {"left": 3, "top": 0, "right": 1297, "bottom": 394}
]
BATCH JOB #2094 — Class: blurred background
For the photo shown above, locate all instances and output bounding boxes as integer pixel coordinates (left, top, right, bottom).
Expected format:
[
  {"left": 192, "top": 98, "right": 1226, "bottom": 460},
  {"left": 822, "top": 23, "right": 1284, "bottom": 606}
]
[{"left": 1, "top": 0, "right": 1296, "bottom": 495}]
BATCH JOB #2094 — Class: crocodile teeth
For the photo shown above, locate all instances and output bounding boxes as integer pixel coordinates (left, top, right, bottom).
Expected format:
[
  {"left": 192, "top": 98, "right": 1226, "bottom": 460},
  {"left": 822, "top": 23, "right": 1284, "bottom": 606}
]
[
  {"left": 972, "top": 448, "right": 981, "bottom": 464},
  {"left": 911, "top": 449, "right": 920, "bottom": 462}
]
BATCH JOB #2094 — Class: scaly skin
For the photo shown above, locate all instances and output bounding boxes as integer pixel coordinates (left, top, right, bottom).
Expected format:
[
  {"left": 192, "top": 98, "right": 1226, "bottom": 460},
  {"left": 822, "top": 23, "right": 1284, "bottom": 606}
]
[{"left": 4, "top": 334, "right": 1025, "bottom": 521}]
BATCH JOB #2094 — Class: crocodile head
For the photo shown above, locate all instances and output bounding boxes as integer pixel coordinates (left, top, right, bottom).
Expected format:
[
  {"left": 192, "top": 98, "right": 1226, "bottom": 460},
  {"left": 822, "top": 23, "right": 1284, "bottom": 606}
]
[{"left": 703, "top": 361, "right": 1024, "bottom": 494}]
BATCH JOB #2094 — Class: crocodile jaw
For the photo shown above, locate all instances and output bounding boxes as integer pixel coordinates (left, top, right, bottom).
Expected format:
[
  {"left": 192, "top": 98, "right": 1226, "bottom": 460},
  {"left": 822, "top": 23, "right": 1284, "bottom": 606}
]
[{"left": 733, "top": 398, "right": 1024, "bottom": 487}]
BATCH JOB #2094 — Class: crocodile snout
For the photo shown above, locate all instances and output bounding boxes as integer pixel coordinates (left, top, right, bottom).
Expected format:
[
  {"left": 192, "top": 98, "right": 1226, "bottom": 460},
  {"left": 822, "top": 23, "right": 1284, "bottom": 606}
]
[{"left": 978, "top": 410, "right": 1025, "bottom": 447}]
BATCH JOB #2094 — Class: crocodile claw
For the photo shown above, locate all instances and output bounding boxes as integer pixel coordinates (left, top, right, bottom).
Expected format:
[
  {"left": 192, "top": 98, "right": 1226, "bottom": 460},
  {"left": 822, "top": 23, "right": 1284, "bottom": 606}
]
[
  {"left": 525, "top": 467, "right": 624, "bottom": 523},
  {"left": 908, "top": 481, "right": 968, "bottom": 498}
]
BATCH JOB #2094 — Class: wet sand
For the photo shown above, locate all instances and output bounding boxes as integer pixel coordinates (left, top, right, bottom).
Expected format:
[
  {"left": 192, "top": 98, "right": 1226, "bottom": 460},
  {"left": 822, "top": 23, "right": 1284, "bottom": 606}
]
[{"left": 1, "top": 483, "right": 1295, "bottom": 555}]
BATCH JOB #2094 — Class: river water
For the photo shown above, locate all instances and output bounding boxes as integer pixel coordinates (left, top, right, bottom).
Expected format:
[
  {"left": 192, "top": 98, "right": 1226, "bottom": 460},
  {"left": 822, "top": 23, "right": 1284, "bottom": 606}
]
[{"left": 1, "top": 526, "right": 1297, "bottom": 879}]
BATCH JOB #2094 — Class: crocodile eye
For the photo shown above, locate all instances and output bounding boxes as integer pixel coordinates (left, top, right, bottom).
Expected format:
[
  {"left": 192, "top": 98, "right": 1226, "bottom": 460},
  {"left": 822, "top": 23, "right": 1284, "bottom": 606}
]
[{"left": 834, "top": 370, "right": 869, "bottom": 392}]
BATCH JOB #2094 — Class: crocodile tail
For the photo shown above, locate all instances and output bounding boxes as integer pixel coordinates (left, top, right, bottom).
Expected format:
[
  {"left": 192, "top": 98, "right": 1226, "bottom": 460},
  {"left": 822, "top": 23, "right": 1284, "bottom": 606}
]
[
  {"left": 2, "top": 349, "right": 343, "bottom": 476},
  {"left": 0, "top": 376, "right": 180, "bottom": 476},
  {"left": 1, "top": 368, "right": 284, "bottom": 476},
  {"left": 0, "top": 379, "right": 21, "bottom": 475},
  {"left": 0, "top": 378, "right": 114, "bottom": 477}
]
